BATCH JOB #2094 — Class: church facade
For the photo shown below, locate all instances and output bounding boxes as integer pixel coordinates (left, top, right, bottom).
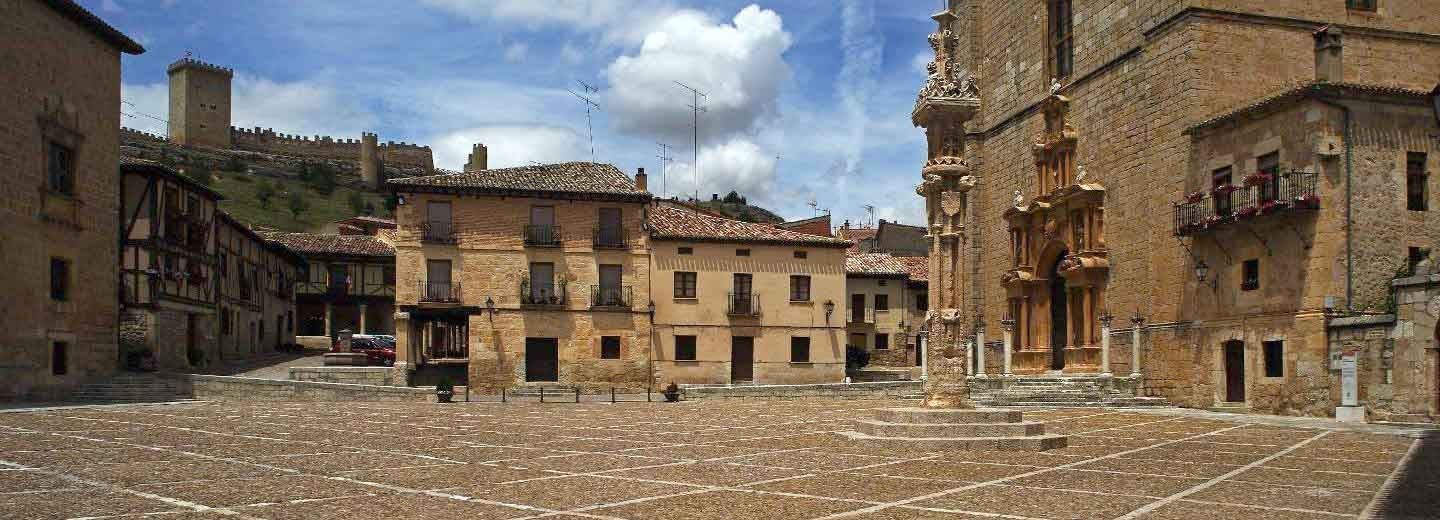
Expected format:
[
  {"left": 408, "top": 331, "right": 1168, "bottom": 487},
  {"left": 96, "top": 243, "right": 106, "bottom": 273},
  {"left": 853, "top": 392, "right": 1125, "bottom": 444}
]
[{"left": 919, "top": 1, "right": 1440, "bottom": 419}]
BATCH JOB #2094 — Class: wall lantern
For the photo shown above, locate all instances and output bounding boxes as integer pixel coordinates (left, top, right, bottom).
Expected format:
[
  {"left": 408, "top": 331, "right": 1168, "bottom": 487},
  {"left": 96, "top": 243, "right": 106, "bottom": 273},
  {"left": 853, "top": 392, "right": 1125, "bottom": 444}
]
[
  {"left": 823, "top": 300, "right": 836, "bottom": 321},
  {"left": 648, "top": 300, "right": 656, "bottom": 319},
  {"left": 1194, "top": 259, "right": 1210, "bottom": 283},
  {"left": 485, "top": 296, "right": 495, "bottom": 319}
]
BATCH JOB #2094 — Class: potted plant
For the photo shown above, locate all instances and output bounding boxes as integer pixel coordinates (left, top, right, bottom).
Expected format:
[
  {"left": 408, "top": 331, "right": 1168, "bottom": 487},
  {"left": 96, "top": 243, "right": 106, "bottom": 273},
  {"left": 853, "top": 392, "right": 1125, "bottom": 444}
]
[
  {"left": 1184, "top": 191, "right": 1205, "bottom": 204},
  {"left": 1296, "top": 193, "right": 1320, "bottom": 209},
  {"left": 662, "top": 382, "right": 681, "bottom": 402},
  {"left": 1212, "top": 184, "right": 1238, "bottom": 197},
  {"left": 435, "top": 377, "right": 455, "bottom": 403},
  {"left": 1235, "top": 206, "right": 1258, "bottom": 220},
  {"left": 1243, "top": 172, "right": 1272, "bottom": 188}
]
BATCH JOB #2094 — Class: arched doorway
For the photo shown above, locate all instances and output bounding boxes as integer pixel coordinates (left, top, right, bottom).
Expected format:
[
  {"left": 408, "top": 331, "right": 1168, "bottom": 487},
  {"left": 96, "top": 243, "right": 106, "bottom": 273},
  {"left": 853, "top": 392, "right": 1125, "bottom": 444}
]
[{"left": 1049, "top": 250, "right": 1069, "bottom": 370}]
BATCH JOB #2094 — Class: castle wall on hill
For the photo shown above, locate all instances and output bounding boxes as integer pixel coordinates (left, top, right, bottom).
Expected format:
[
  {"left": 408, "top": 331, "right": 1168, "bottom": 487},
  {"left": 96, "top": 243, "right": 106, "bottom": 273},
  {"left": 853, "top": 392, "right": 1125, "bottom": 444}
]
[{"left": 229, "top": 127, "right": 433, "bottom": 170}]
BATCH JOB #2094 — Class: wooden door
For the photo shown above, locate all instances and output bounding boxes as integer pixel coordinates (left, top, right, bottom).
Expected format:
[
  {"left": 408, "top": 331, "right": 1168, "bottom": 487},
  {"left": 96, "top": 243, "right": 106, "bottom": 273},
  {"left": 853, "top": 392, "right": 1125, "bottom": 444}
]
[
  {"left": 851, "top": 294, "right": 865, "bottom": 323},
  {"left": 1224, "top": 341, "right": 1245, "bottom": 402},
  {"left": 525, "top": 338, "right": 559, "bottom": 382},
  {"left": 731, "top": 337, "right": 754, "bottom": 383}
]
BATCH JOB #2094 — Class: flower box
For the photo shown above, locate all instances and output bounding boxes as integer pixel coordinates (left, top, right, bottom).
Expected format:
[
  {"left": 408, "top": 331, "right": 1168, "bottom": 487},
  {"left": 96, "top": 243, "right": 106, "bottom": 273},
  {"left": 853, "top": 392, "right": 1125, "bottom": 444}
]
[
  {"left": 1212, "top": 184, "right": 1239, "bottom": 196},
  {"left": 1296, "top": 193, "right": 1320, "bottom": 209},
  {"left": 1184, "top": 191, "right": 1205, "bottom": 204},
  {"left": 1243, "top": 172, "right": 1272, "bottom": 188},
  {"left": 1235, "top": 206, "right": 1258, "bottom": 219}
]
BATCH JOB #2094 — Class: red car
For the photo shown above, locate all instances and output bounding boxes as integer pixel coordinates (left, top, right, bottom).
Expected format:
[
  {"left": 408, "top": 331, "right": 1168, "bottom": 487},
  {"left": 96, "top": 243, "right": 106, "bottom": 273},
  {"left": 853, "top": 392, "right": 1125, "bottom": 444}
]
[{"left": 336, "top": 335, "right": 395, "bottom": 366}]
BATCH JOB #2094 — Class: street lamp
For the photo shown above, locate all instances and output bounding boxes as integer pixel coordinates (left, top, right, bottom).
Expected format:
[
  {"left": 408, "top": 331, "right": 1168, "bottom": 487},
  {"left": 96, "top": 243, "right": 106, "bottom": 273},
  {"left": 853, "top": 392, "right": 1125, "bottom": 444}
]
[
  {"left": 823, "top": 300, "right": 835, "bottom": 322},
  {"left": 648, "top": 300, "right": 656, "bottom": 319},
  {"left": 1194, "top": 259, "right": 1210, "bottom": 283},
  {"left": 485, "top": 296, "right": 495, "bottom": 319}
]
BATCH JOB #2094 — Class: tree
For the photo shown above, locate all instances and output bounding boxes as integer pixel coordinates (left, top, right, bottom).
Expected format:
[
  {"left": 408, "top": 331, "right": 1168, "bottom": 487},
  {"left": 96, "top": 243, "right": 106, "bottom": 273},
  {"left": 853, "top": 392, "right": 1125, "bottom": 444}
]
[
  {"left": 383, "top": 193, "right": 400, "bottom": 214},
  {"left": 183, "top": 166, "right": 211, "bottom": 186},
  {"left": 287, "top": 191, "right": 310, "bottom": 219},
  {"left": 347, "top": 192, "right": 366, "bottom": 215},
  {"left": 255, "top": 181, "right": 276, "bottom": 209},
  {"left": 723, "top": 191, "right": 743, "bottom": 204},
  {"left": 225, "top": 155, "right": 247, "bottom": 173},
  {"left": 301, "top": 161, "right": 337, "bottom": 195}
]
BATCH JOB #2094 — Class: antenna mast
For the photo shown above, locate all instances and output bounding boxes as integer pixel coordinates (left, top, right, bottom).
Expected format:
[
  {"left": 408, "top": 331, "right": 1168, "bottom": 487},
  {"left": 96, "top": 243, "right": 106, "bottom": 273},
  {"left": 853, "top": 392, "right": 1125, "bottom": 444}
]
[
  {"left": 674, "top": 81, "right": 707, "bottom": 200},
  {"left": 656, "top": 142, "right": 674, "bottom": 198},
  {"left": 863, "top": 204, "right": 876, "bottom": 228},
  {"left": 567, "top": 80, "right": 601, "bottom": 161}
]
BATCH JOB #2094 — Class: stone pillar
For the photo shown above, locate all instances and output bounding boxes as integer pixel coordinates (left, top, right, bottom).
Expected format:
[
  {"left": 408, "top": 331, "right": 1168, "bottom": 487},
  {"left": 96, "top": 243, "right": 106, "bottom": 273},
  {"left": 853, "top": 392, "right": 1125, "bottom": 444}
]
[
  {"left": 1129, "top": 313, "right": 1145, "bottom": 378},
  {"left": 974, "top": 321, "right": 986, "bottom": 376},
  {"left": 919, "top": 333, "right": 929, "bottom": 381},
  {"left": 358, "top": 303, "right": 368, "bottom": 334},
  {"left": 1001, "top": 317, "right": 1015, "bottom": 375},
  {"left": 323, "top": 301, "right": 333, "bottom": 338},
  {"left": 1098, "top": 311, "right": 1113, "bottom": 376}
]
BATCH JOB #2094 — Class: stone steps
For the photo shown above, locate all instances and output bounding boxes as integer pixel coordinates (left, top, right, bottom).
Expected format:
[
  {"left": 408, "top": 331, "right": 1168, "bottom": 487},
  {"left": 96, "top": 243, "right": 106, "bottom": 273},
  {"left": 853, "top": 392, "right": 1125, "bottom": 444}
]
[
  {"left": 841, "top": 407, "right": 1068, "bottom": 452},
  {"left": 968, "top": 376, "right": 1167, "bottom": 408},
  {"left": 70, "top": 374, "right": 194, "bottom": 403}
]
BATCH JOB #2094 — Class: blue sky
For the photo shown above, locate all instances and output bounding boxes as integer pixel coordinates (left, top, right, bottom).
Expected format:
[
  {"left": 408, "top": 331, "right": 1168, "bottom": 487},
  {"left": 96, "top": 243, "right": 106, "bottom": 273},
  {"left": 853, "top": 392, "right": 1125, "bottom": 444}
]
[{"left": 88, "top": 0, "right": 944, "bottom": 227}]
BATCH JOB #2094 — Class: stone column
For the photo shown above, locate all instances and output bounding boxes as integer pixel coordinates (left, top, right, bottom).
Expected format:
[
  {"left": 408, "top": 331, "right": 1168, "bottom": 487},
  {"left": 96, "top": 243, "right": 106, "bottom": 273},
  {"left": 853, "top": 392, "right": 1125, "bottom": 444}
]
[
  {"left": 1001, "top": 317, "right": 1015, "bottom": 375},
  {"left": 974, "top": 320, "right": 986, "bottom": 376},
  {"left": 919, "top": 333, "right": 929, "bottom": 381},
  {"left": 323, "top": 301, "right": 333, "bottom": 338},
  {"left": 358, "top": 303, "right": 368, "bottom": 334},
  {"left": 1098, "top": 311, "right": 1113, "bottom": 377},
  {"left": 1130, "top": 313, "right": 1145, "bottom": 378}
]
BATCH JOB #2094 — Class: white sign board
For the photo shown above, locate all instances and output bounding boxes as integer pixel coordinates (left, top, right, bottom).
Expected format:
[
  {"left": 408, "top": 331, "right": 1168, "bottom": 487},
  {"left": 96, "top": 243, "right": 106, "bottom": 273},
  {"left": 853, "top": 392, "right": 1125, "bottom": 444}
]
[{"left": 1339, "top": 353, "right": 1358, "bottom": 407}]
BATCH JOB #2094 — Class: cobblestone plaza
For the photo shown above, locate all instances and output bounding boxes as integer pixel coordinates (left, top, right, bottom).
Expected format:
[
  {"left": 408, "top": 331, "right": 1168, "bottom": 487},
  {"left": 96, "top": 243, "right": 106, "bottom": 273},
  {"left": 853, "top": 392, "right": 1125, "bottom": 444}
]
[{"left": 0, "top": 401, "right": 1425, "bottom": 519}]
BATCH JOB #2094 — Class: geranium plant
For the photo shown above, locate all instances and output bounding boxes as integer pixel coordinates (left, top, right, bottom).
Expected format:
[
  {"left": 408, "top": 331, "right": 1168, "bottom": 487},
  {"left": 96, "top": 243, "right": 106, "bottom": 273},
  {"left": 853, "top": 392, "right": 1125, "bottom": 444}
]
[
  {"left": 1243, "top": 172, "right": 1272, "bottom": 188},
  {"left": 1235, "top": 206, "right": 1258, "bottom": 219}
]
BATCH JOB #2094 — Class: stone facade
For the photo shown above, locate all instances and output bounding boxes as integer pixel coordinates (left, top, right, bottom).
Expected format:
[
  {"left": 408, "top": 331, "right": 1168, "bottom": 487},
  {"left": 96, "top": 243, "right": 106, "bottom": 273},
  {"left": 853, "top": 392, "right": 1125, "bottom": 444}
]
[
  {"left": 1324, "top": 272, "right": 1440, "bottom": 422},
  {"left": 215, "top": 213, "right": 303, "bottom": 359},
  {"left": 0, "top": 1, "right": 142, "bottom": 399},
  {"left": 167, "top": 58, "right": 233, "bottom": 150},
  {"left": 920, "top": 1, "right": 1440, "bottom": 417},
  {"left": 846, "top": 253, "right": 928, "bottom": 378}
]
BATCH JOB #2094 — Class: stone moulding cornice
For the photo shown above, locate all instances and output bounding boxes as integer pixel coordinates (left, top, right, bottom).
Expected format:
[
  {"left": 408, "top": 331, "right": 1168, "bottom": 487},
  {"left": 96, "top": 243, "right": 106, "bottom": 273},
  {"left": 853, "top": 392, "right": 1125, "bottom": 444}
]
[
  {"left": 1035, "top": 182, "right": 1105, "bottom": 206},
  {"left": 912, "top": 96, "right": 981, "bottom": 127}
]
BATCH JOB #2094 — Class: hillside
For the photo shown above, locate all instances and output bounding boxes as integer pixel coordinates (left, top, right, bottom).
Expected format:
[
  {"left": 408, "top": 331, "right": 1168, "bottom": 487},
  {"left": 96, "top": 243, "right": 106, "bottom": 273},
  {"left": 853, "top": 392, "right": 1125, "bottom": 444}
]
[
  {"left": 121, "top": 136, "right": 393, "bottom": 232},
  {"left": 691, "top": 192, "right": 785, "bottom": 224}
]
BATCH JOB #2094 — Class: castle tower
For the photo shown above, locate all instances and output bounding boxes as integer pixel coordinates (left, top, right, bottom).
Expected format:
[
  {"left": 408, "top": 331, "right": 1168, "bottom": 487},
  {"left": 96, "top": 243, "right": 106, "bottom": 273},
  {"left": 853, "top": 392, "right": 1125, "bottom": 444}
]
[
  {"left": 914, "top": 4, "right": 981, "bottom": 409},
  {"left": 166, "top": 56, "right": 233, "bottom": 149},
  {"left": 359, "top": 132, "right": 383, "bottom": 189},
  {"left": 463, "top": 143, "right": 488, "bottom": 171}
]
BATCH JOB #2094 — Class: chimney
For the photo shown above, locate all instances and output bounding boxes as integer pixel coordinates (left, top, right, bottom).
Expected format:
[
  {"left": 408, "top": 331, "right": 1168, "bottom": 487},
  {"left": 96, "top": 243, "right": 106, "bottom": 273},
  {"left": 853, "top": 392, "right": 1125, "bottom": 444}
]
[
  {"left": 1314, "top": 25, "right": 1344, "bottom": 83},
  {"left": 635, "top": 167, "right": 647, "bottom": 191}
]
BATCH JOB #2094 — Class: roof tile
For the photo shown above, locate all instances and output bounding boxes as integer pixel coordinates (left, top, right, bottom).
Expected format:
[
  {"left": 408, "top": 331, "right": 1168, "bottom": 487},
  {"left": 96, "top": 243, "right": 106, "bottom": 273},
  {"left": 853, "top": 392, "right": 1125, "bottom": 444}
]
[
  {"left": 648, "top": 202, "right": 851, "bottom": 247},
  {"left": 388, "top": 162, "right": 649, "bottom": 201},
  {"left": 255, "top": 231, "right": 395, "bottom": 258}
]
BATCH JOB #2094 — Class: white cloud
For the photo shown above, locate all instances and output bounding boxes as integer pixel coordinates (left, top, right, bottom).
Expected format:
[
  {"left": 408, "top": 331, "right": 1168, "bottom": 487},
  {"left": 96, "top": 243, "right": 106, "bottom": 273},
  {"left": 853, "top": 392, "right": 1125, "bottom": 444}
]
[
  {"left": 912, "top": 51, "right": 932, "bottom": 74},
  {"left": 503, "top": 42, "right": 528, "bottom": 63},
  {"left": 430, "top": 125, "right": 587, "bottom": 171},
  {"left": 560, "top": 42, "right": 585, "bottom": 65},
  {"left": 420, "top": 0, "right": 674, "bottom": 44},
  {"left": 662, "top": 137, "right": 775, "bottom": 202},
  {"left": 120, "top": 74, "right": 376, "bottom": 140},
  {"left": 603, "top": 5, "right": 792, "bottom": 143},
  {"left": 836, "top": 0, "right": 883, "bottom": 178}
]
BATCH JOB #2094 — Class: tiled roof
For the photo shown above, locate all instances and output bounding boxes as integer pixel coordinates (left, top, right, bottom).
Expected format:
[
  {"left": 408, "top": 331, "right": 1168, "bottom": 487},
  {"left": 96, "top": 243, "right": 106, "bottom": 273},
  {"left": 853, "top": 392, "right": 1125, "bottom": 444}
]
[
  {"left": 846, "top": 252, "right": 909, "bottom": 277},
  {"left": 777, "top": 214, "right": 833, "bottom": 237},
  {"left": 43, "top": 0, "right": 144, "bottom": 54},
  {"left": 1189, "top": 82, "right": 1432, "bottom": 134},
  {"left": 120, "top": 157, "right": 224, "bottom": 201},
  {"left": 388, "top": 162, "right": 650, "bottom": 201},
  {"left": 648, "top": 202, "right": 852, "bottom": 247},
  {"left": 216, "top": 211, "right": 306, "bottom": 266},
  {"left": 335, "top": 215, "right": 397, "bottom": 228},
  {"left": 255, "top": 231, "right": 395, "bottom": 258},
  {"left": 837, "top": 227, "right": 877, "bottom": 252},
  {"left": 895, "top": 255, "right": 930, "bottom": 283}
]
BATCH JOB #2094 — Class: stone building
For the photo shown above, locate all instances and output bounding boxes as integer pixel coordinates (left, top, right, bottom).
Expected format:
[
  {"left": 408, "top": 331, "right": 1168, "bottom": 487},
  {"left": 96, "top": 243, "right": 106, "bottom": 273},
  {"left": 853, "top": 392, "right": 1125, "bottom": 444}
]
[
  {"left": 215, "top": 211, "right": 305, "bottom": 358},
  {"left": 846, "top": 253, "right": 929, "bottom": 380},
  {"left": 777, "top": 214, "right": 833, "bottom": 237},
  {"left": 166, "top": 57, "right": 233, "bottom": 150},
  {"left": 1325, "top": 265, "right": 1440, "bottom": 422},
  {"left": 0, "top": 0, "right": 143, "bottom": 399},
  {"left": 259, "top": 231, "right": 396, "bottom": 348},
  {"left": 120, "top": 159, "right": 223, "bottom": 371},
  {"left": 648, "top": 201, "right": 851, "bottom": 386},
  {"left": 388, "top": 163, "right": 654, "bottom": 390},
  {"left": 916, "top": 1, "right": 1440, "bottom": 418}
]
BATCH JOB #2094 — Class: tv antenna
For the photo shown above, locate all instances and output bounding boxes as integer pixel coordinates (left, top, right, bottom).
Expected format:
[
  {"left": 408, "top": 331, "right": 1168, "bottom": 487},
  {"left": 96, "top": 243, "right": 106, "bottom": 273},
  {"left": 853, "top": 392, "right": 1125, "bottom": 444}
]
[
  {"left": 656, "top": 142, "right": 674, "bottom": 198},
  {"left": 807, "top": 199, "right": 819, "bottom": 216},
  {"left": 566, "top": 80, "right": 601, "bottom": 162},
  {"left": 674, "top": 81, "right": 707, "bottom": 200},
  {"left": 863, "top": 204, "right": 876, "bottom": 228}
]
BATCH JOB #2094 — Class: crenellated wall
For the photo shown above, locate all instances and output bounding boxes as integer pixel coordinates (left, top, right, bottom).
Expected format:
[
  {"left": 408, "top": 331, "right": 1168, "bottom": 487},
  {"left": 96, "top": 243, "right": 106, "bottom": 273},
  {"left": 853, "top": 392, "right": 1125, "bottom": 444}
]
[{"left": 229, "top": 127, "right": 433, "bottom": 170}]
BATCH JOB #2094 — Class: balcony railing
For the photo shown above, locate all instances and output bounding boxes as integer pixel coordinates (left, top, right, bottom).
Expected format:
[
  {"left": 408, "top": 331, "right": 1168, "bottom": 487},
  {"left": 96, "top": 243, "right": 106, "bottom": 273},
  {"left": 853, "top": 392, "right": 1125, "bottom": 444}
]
[
  {"left": 727, "top": 292, "right": 761, "bottom": 317},
  {"left": 592, "top": 226, "right": 626, "bottom": 249},
  {"left": 590, "top": 285, "right": 632, "bottom": 309},
  {"left": 521, "top": 279, "right": 567, "bottom": 306},
  {"left": 849, "top": 308, "right": 876, "bottom": 324},
  {"left": 419, "top": 281, "right": 461, "bottom": 303},
  {"left": 524, "top": 225, "right": 563, "bottom": 246},
  {"left": 421, "top": 222, "right": 457, "bottom": 244},
  {"left": 1174, "top": 170, "right": 1319, "bottom": 236}
]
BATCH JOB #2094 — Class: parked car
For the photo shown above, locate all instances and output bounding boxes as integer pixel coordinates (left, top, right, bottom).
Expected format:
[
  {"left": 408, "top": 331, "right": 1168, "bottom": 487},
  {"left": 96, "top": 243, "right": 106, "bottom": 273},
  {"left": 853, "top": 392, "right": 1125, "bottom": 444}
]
[{"left": 338, "top": 335, "right": 395, "bottom": 366}]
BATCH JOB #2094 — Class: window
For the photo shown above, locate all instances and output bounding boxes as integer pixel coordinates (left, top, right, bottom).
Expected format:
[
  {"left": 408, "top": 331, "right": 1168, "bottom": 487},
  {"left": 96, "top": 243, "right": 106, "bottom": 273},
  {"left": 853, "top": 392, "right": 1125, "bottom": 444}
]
[
  {"left": 47, "top": 141, "right": 75, "bottom": 195},
  {"left": 383, "top": 266, "right": 396, "bottom": 285},
  {"left": 1242, "top": 259, "right": 1259, "bottom": 291},
  {"left": 875, "top": 294, "right": 890, "bottom": 311},
  {"left": 1409, "top": 247, "right": 1431, "bottom": 275},
  {"left": 790, "top": 337, "right": 811, "bottom": 363},
  {"left": 916, "top": 293, "right": 928, "bottom": 311},
  {"left": 1257, "top": 152, "right": 1280, "bottom": 201},
  {"left": 1263, "top": 341, "right": 1284, "bottom": 377},
  {"left": 674, "top": 272, "right": 697, "bottom": 298},
  {"left": 1347, "top": 0, "right": 1376, "bottom": 11},
  {"left": 1047, "top": 0, "right": 1074, "bottom": 79},
  {"left": 52, "top": 341, "right": 68, "bottom": 376},
  {"left": 426, "top": 260, "right": 453, "bottom": 301},
  {"left": 1408, "top": 152, "right": 1428, "bottom": 211},
  {"left": 49, "top": 258, "right": 69, "bottom": 301},
  {"left": 426, "top": 200, "right": 453, "bottom": 238},
  {"left": 789, "top": 275, "right": 811, "bottom": 301},
  {"left": 1212, "top": 166, "right": 1233, "bottom": 216},
  {"left": 597, "top": 208, "right": 623, "bottom": 246},
  {"left": 794, "top": 250, "right": 808, "bottom": 259},
  {"left": 601, "top": 336, "right": 621, "bottom": 359},
  {"left": 528, "top": 262, "right": 555, "bottom": 302},
  {"left": 678, "top": 246, "right": 693, "bottom": 255},
  {"left": 675, "top": 335, "right": 697, "bottom": 361},
  {"left": 736, "top": 249, "right": 751, "bottom": 257},
  {"left": 875, "top": 333, "right": 890, "bottom": 350}
]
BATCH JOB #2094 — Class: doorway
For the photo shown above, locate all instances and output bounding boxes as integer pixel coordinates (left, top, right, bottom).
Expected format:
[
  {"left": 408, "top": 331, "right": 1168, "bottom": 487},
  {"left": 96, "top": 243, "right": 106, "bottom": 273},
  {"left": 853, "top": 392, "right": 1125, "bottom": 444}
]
[
  {"left": 731, "top": 336, "right": 754, "bottom": 383},
  {"left": 1048, "top": 251, "right": 1069, "bottom": 370},
  {"left": 525, "top": 338, "right": 559, "bottom": 382},
  {"left": 851, "top": 294, "right": 865, "bottom": 323},
  {"left": 1223, "top": 340, "right": 1245, "bottom": 403}
]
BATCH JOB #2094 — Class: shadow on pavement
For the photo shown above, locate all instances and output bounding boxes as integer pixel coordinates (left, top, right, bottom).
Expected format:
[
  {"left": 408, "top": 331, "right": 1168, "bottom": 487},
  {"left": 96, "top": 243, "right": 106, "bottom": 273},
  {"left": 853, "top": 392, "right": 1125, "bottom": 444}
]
[{"left": 1374, "top": 431, "right": 1440, "bottom": 519}]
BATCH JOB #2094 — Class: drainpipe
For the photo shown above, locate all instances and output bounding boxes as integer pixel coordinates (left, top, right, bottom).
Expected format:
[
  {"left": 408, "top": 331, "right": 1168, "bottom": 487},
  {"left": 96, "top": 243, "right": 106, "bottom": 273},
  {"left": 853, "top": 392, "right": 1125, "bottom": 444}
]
[{"left": 1314, "top": 96, "right": 1353, "bottom": 312}]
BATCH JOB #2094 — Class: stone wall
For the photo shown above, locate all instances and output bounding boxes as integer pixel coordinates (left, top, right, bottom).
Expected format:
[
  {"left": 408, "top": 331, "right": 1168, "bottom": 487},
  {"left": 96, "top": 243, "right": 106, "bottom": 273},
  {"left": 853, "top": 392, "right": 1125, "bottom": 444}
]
[
  {"left": 1324, "top": 274, "right": 1440, "bottom": 422},
  {"left": 186, "top": 374, "right": 435, "bottom": 402},
  {"left": 230, "top": 127, "right": 434, "bottom": 170},
  {"left": 0, "top": 1, "right": 125, "bottom": 399},
  {"left": 289, "top": 366, "right": 398, "bottom": 386},
  {"left": 680, "top": 381, "right": 921, "bottom": 401}
]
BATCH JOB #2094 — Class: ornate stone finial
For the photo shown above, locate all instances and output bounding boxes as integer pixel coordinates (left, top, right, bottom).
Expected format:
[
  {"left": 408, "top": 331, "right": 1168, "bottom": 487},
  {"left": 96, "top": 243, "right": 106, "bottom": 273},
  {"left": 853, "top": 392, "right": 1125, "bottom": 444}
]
[
  {"left": 1050, "top": 78, "right": 1062, "bottom": 95},
  {"left": 1013, "top": 189, "right": 1025, "bottom": 208},
  {"left": 1075, "top": 164, "right": 1089, "bottom": 184}
]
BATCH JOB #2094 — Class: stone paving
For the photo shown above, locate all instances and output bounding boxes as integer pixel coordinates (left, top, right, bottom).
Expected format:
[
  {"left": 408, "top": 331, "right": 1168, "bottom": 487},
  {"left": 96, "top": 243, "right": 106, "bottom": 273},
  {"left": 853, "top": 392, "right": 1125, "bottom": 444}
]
[{"left": 0, "top": 400, "right": 1426, "bottom": 520}]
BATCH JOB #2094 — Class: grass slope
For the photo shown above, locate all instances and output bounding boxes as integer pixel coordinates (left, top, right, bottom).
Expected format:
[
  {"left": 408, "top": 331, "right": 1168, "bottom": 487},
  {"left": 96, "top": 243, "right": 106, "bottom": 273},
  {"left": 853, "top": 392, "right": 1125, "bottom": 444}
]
[{"left": 206, "top": 169, "right": 390, "bottom": 232}]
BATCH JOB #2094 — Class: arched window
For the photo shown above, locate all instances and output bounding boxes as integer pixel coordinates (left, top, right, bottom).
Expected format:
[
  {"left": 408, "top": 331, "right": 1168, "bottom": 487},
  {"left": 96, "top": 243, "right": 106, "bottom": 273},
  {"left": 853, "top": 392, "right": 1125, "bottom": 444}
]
[{"left": 1048, "top": 0, "right": 1074, "bottom": 79}]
